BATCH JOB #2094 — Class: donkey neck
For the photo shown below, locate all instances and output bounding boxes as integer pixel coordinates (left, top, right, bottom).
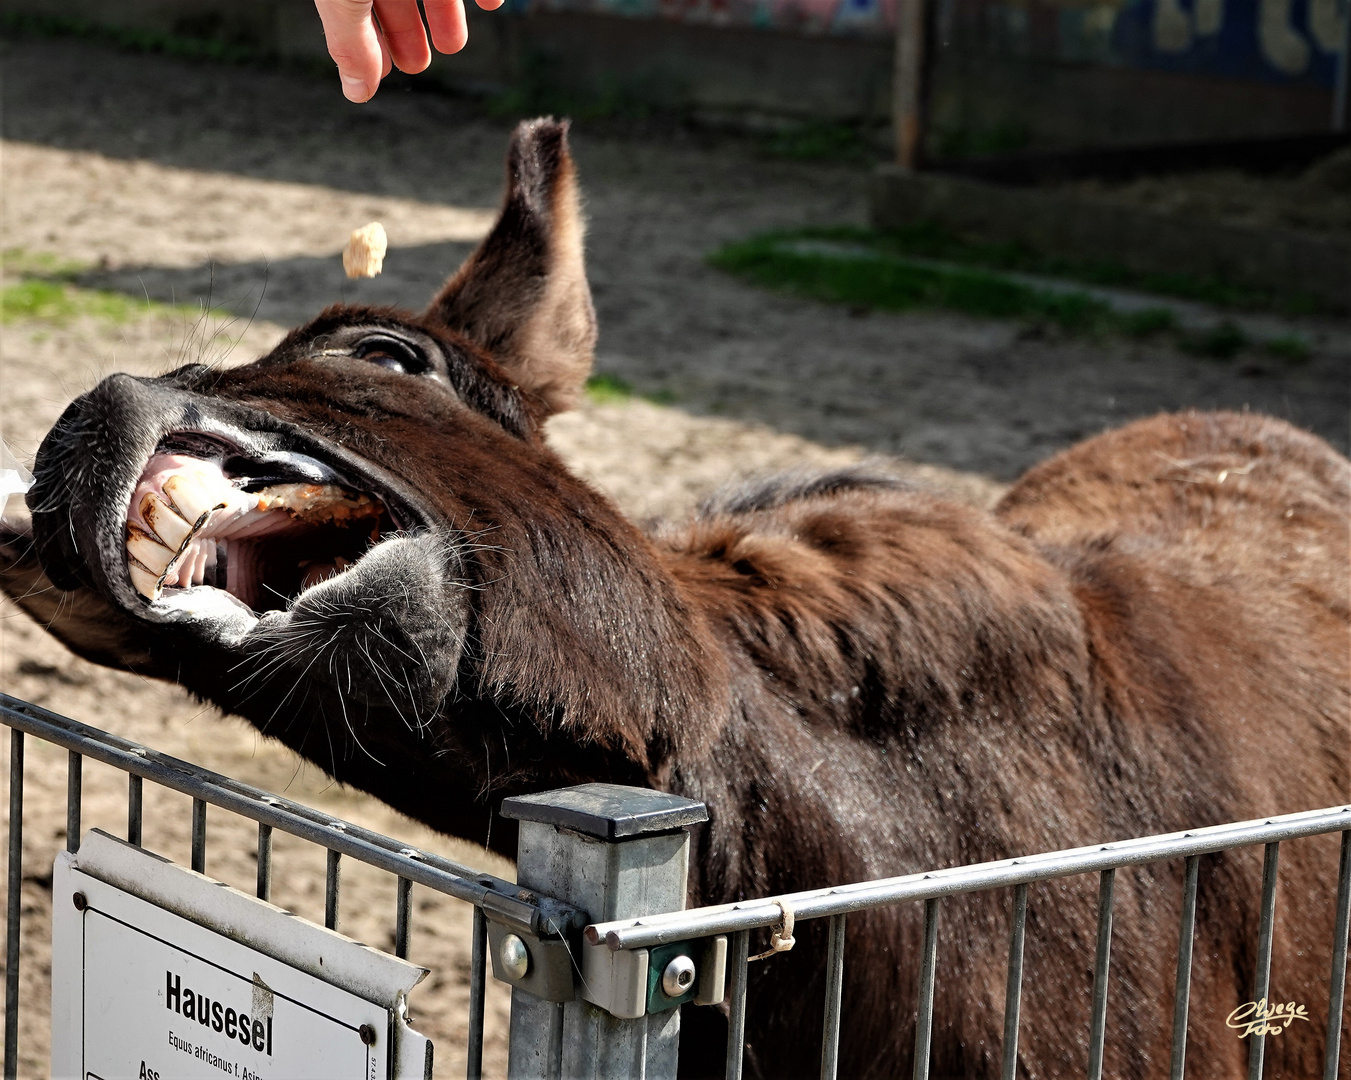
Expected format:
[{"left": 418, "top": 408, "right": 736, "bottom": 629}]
[{"left": 653, "top": 485, "right": 1094, "bottom": 902}]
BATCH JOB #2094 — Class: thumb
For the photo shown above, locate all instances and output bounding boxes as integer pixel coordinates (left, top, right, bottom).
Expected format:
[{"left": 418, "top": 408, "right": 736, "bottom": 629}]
[{"left": 315, "top": 0, "right": 384, "bottom": 102}]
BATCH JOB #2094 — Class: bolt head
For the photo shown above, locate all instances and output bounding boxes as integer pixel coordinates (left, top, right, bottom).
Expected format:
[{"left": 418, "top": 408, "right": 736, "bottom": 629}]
[
  {"left": 500, "top": 934, "right": 531, "bottom": 981},
  {"left": 359, "top": 1023, "right": 376, "bottom": 1045},
  {"left": 72, "top": 892, "right": 87, "bottom": 912},
  {"left": 661, "top": 954, "right": 697, "bottom": 998}
]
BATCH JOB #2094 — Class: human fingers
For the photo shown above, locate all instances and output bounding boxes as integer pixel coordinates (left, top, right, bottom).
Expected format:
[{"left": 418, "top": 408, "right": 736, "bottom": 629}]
[
  {"left": 375, "top": 17, "right": 395, "bottom": 77},
  {"left": 373, "top": 0, "right": 434, "bottom": 73},
  {"left": 423, "top": 0, "right": 470, "bottom": 54},
  {"left": 475, "top": 0, "right": 506, "bottom": 11},
  {"left": 315, "top": 0, "right": 384, "bottom": 102}
]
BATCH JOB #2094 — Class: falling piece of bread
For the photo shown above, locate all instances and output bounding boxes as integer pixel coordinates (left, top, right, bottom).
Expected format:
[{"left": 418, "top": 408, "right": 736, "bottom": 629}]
[{"left": 343, "top": 221, "right": 388, "bottom": 279}]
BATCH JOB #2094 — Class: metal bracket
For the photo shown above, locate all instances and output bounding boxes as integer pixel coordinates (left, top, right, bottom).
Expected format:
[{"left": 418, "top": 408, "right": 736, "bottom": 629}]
[
  {"left": 485, "top": 917, "right": 578, "bottom": 1003},
  {"left": 581, "top": 942, "right": 650, "bottom": 1019},
  {"left": 580, "top": 936, "right": 726, "bottom": 1019},
  {"left": 646, "top": 943, "right": 698, "bottom": 1013}
]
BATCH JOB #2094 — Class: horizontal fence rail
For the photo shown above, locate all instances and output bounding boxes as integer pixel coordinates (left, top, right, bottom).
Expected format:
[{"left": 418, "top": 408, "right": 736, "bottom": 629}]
[
  {"left": 0, "top": 693, "right": 581, "bottom": 938},
  {"left": 587, "top": 804, "right": 1351, "bottom": 949},
  {"left": 586, "top": 803, "right": 1351, "bottom": 1080},
  {"left": 0, "top": 692, "right": 583, "bottom": 1080}
]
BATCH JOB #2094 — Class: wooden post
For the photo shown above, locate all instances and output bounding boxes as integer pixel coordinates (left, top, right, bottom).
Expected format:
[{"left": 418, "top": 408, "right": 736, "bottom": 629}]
[{"left": 893, "top": 0, "right": 930, "bottom": 168}]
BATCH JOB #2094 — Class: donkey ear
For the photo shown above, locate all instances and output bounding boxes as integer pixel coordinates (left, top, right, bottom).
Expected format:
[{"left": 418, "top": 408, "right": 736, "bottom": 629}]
[{"left": 427, "top": 118, "right": 596, "bottom": 416}]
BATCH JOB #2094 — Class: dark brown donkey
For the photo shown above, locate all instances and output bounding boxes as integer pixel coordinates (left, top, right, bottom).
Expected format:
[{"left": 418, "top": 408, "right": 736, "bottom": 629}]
[{"left": 2, "top": 119, "right": 1347, "bottom": 1078}]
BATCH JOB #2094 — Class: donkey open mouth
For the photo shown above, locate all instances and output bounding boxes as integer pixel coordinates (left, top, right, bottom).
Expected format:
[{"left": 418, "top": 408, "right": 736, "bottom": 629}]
[
  {"left": 2, "top": 118, "right": 1347, "bottom": 1079},
  {"left": 125, "top": 440, "right": 391, "bottom": 607}
]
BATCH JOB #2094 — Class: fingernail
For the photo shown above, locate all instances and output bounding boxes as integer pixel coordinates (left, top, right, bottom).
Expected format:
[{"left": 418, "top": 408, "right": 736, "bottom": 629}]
[{"left": 340, "top": 73, "right": 369, "bottom": 101}]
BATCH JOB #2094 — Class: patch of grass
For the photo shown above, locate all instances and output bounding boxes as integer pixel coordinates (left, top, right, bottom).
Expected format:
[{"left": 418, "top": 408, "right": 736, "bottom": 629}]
[
  {"left": 708, "top": 235, "right": 1119, "bottom": 333},
  {"left": 710, "top": 232, "right": 1312, "bottom": 358},
  {"left": 931, "top": 121, "right": 1032, "bottom": 161},
  {"left": 489, "top": 78, "right": 654, "bottom": 124},
  {"left": 1, "top": 12, "right": 270, "bottom": 65},
  {"left": 3, "top": 249, "right": 226, "bottom": 327},
  {"left": 760, "top": 122, "right": 878, "bottom": 164},
  {"left": 1178, "top": 321, "right": 1247, "bottom": 360},
  {"left": 585, "top": 373, "right": 636, "bottom": 404},
  {"left": 1263, "top": 334, "right": 1312, "bottom": 364},
  {"left": 585, "top": 373, "right": 678, "bottom": 406},
  {"left": 1119, "top": 307, "right": 1179, "bottom": 337},
  {"left": 2, "top": 248, "right": 87, "bottom": 282},
  {"left": 0, "top": 276, "right": 199, "bottom": 326},
  {"left": 780, "top": 223, "right": 1319, "bottom": 315},
  {"left": 486, "top": 48, "right": 663, "bottom": 124}
]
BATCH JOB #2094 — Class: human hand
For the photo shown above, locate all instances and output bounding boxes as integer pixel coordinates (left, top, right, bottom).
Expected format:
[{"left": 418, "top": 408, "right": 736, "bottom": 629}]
[{"left": 315, "top": 0, "right": 505, "bottom": 103}]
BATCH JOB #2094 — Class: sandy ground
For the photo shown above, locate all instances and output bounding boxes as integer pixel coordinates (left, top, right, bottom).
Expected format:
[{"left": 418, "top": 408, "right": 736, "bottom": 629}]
[
  {"left": 3, "top": 39, "right": 1347, "bottom": 478},
  {"left": 0, "top": 33, "right": 1348, "bottom": 1079},
  {"left": 1074, "top": 146, "right": 1351, "bottom": 239}
]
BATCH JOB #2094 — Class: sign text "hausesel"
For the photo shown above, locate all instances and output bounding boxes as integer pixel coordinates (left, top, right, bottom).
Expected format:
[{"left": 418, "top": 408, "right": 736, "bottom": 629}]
[{"left": 165, "top": 971, "right": 274, "bottom": 1053}]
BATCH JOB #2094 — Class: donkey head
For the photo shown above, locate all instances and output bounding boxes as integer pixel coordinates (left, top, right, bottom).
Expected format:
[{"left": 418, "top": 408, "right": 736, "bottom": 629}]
[{"left": 2, "top": 120, "right": 711, "bottom": 838}]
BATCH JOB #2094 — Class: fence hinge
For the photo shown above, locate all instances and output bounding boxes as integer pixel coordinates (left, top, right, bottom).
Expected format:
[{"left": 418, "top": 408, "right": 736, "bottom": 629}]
[
  {"left": 485, "top": 916, "right": 580, "bottom": 1003},
  {"left": 478, "top": 884, "right": 585, "bottom": 940}
]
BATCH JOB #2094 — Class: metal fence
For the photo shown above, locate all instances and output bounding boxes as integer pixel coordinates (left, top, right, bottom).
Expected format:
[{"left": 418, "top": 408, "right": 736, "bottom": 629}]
[
  {"left": 0, "top": 692, "right": 583, "bottom": 1080},
  {"left": 590, "top": 803, "right": 1351, "bottom": 1080},
  {"left": 4, "top": 690, "right": 1350, "bottom": 1080}
]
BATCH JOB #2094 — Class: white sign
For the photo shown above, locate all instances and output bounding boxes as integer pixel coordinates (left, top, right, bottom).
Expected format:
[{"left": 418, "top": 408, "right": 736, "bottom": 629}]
[{"left": 52, "top": 830, "right": 432, "bottom": 1080}]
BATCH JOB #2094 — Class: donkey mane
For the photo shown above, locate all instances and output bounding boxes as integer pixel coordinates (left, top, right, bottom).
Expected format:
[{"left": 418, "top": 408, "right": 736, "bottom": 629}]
[{"left": 2, "top": 119, "right": 1347, "bottom": 1079}]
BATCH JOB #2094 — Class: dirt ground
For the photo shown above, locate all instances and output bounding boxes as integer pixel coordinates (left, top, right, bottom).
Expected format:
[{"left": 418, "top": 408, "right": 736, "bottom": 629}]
[
  {"left": 1074, "top": 146, "right": 1351, "bottom": 239},
  {"left": 1, "top": 33, "right": 1348, "bottom": 1079}
]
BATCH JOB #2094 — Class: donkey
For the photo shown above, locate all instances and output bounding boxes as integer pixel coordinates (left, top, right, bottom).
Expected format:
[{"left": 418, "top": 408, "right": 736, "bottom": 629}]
[{"left": 2, "top": 119, "right": 1347, "bottom": 1078}]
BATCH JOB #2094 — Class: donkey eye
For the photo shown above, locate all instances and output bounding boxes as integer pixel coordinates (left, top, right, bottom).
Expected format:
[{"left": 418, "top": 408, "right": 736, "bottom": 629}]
[{"left": 353, "top": 336, "right": 424, "bottom": 375}]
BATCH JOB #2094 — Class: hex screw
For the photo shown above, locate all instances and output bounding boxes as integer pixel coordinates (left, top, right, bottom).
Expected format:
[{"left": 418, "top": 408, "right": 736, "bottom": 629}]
[
  {"left": 661, "top": 954, "right": 696, "bottom": 998},
  {"left": 359, "top": 1023, "right": 376, "bottom": 1045},
  {"left": 500, "top": 933, "right": 530, "bottom": 981},
  {"left": 72, "top": 892, "right": 87, "bottom": 912}
]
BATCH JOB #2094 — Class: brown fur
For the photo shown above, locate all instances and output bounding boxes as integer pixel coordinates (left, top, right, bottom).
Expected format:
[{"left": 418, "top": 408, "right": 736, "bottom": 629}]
[{"left": 2, "top": 120, "right": 1347, "bottom": 1079}]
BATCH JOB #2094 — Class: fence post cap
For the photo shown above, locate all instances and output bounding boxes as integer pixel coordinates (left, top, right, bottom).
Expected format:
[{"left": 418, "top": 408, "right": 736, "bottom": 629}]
[{"left": 501, "top": 783, "right": 708, "bottom": 840}]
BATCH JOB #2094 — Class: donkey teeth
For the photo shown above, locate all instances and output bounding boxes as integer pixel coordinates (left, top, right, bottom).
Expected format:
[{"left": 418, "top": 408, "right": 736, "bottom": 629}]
[
  {"left": 163, "top": 472, "right": 235, "bottom": 523},
  {"left": 128, "top": 561, "right": 161, "bottom": 602},
  {"left": 139, "top": 493, "right": 193, "bottom": 550},
  {"left": 126, "top": 524, "right": 176, "bottom": 576}
]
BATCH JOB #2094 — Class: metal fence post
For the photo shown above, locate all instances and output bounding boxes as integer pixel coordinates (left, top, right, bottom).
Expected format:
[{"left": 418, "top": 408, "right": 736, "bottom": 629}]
[{"left": 500, "top": 784, "right": 708, "bottom": 1080}]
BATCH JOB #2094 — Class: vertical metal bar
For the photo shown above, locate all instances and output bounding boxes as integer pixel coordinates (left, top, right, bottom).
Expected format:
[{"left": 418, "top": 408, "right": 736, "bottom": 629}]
[
  {"left": 912, "top": 898, "right": 940, "bottom": 1080},
  {"left": 1243, "top": 842, "right": 1282, "bottom": 1080},
  {"left": 820, "top": 913, "right": 847, "bottom": 1080},
  {"left": 4, "top": 730, "right": 24, "bottom": 1080},
  {"left": 325, "top": 848, "right": 341, "bottom": 931},
  {"left": 1248, "top": 842, "right": 1280, "bottom": 1080},
  {"left": 1322, "top": 830, "right": 1350, "bottom": 1080},
  {"left": 66, "top": 750, "right": 81, "bottom": 854},
  {"left": 190, "top": 798, "right": 206, "bottom": 875},
  {"left": 395, "top": 877, "right": 412, "bottom": 959},
  {"left": 725, "top": 929, "right": 751, "bottom": 1080},
  {"left": 256, "top": 823, "right": 272, "bottom": 901},
  {"left": 466, "top": 905, "right": 487, "bottom": 1080},
  {"left": 1169, "top": 856, "right": 1200, "bottom": 1080},
  {"left": 1001, "top": 883, "right": 1029, "bottom": 1080},
  {"left": 127, "top": 774, "right": 143, "bottom": 847},
  {"left": 1087, "top": 868, "right": 1116, "bottom": 1080}
]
